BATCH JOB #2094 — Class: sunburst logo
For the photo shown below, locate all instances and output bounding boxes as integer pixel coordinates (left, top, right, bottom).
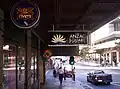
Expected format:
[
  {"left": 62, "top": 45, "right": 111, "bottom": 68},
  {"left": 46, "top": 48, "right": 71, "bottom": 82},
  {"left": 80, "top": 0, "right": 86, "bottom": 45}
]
[{"left": 51, "top": 34, "right": 66, "bottom": 43}]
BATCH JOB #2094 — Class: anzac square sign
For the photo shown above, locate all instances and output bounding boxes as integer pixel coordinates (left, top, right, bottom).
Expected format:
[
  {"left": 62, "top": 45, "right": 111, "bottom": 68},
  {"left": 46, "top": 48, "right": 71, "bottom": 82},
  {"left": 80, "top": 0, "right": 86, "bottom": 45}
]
[
  {"left": 48, "top": 32, "right": 89, "bottom": 46},
  {"left": 10, "top": 1, "right": 40, "bottom": 29}
]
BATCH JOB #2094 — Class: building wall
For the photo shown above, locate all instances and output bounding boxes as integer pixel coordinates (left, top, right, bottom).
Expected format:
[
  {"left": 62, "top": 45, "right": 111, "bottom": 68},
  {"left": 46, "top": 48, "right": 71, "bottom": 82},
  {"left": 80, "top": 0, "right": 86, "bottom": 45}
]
[{"left": 90, "top": 17, "right": 120, "bottom": 65}]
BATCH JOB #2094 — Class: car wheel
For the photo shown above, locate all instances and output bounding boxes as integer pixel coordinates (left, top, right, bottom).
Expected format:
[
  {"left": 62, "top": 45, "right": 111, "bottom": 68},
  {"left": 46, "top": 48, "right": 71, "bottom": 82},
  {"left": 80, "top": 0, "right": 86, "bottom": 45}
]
[
  {"left": 93, "top": 81, "right": 98, "bottom": 85},
  {"left": 87, "top": 77, "right": 90, "bottom": 82}
]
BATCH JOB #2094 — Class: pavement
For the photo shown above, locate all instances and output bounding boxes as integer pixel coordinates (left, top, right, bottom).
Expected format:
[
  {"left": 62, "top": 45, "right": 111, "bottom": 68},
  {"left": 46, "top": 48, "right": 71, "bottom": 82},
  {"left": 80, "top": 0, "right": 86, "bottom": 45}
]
[
  {"left": 76, "top": 61, "right": 120, "bottom": 69},
  {"left": 42, "top": 70, "right": 83, "bottom": 89}
]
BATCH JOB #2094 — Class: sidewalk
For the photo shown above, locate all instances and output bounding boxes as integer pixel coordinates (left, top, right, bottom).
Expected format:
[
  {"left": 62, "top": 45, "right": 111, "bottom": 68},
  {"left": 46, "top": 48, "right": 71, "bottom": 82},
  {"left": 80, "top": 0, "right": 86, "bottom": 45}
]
[
  {"left": 77, "top": 61, "right": 120, "bottom": 69},
  {"left": 42, "top": 70, "right": 83, "bottom": 89},
  {"left": 78, "top": 61, "right": 100, "bottom": 67}
]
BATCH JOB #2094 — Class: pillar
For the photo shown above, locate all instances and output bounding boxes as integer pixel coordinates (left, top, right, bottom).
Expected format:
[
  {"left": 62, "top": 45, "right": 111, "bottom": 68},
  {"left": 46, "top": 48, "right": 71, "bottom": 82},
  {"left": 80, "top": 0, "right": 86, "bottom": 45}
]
[
  {"left": 24, "top": 30, "right": 32, "bottom": 89},
  {"left": 117, "top": 51, "right": 119, "bottom": 63},
  {"left": 109, "top": 52, "right": 112, "bottom": 64},
  {"left": 0, "top": 9, "right": 4, "bottom": 89},
  {"left": 39, "top": 58, "right": 45, "bottom": 87},
  {"left": 0, "top": 28, "right": 3, "bottom": 89},
  {"left": 37, "top": 39, "right": 40, "bottom": 89}
]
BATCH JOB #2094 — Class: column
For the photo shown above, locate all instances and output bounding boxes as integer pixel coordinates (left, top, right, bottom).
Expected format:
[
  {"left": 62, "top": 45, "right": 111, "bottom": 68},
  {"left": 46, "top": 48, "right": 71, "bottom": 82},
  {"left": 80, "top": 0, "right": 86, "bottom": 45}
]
[
  {"left": 37, "top": 39, "right": 40, "bottom": 89},
  {"left": 39, "top": 58, "right": 45, "bottom": 87},
  {"left": 109, "top": 52, "right": 112, "bottom": 64},
  {"left": 24, "top": 30, "right": 32, "bottom": 89},
  {"left": 117, "top": 51, "right": 119, "bottom": 63},
  {"left": 0, "top": 29, "right": 3, "bottom": 89},
  {"left": 0, "top": 9, "right": 4, "bottom": 89}
]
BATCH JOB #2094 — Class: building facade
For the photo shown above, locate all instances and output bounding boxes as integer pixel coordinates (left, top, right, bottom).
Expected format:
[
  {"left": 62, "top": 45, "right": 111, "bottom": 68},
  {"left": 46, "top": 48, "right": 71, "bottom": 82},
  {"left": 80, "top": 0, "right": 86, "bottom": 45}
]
[{"left": 91, "top": 17, "right": 120, "bottom": 66}]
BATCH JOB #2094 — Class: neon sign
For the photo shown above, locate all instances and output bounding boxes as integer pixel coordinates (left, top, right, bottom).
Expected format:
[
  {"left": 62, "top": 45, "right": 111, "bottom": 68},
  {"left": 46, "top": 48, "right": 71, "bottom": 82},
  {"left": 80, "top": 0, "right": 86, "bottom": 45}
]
[
  {"left": 17, "top": 8, "right": 34, "bottom": 20},
  {"left": 11, "top": 1, "right": 40, "bottom": 29}
]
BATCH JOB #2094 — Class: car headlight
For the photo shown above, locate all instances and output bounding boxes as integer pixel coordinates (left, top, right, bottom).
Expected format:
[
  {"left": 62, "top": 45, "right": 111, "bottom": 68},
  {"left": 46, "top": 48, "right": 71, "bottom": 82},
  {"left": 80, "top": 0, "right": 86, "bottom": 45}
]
[{"left": 95, "top": 77, "right": 98, "bottom": 80}]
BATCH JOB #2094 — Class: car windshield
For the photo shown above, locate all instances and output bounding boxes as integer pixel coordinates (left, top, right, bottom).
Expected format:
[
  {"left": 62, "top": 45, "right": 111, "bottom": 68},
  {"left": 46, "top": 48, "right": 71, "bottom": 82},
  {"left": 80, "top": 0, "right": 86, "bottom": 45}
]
[{"left": 94, "top": 70, "right": 104, "bottom": 74}]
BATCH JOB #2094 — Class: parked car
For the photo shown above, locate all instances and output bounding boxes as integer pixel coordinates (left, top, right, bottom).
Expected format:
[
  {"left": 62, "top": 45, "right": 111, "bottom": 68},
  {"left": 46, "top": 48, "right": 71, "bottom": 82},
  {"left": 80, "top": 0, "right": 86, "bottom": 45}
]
[{"left": 87, "top": 70, "right": 112, "bottom": 85}]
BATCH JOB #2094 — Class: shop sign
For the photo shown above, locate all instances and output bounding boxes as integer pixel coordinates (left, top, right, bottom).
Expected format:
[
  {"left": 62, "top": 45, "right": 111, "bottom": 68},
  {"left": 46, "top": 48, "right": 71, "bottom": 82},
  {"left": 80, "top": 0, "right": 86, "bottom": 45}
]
[
  {"left": 43, "top": 50, "right": 52, "bottom": 60},
  {"left": 48, "top": 32, "right": 88, "bottom": 46},
  {"left": 10, "top": 1, "right": 40, "bottom": 29}
]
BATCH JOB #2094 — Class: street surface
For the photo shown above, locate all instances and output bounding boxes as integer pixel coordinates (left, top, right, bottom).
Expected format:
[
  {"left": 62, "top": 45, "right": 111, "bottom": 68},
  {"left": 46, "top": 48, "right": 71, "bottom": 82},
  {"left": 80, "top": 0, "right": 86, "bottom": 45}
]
[
  {"left": 3, "top": 61, "right": 120, "bottom": 89},
  {"left": 74, "top": 62, "right": 120, "bottom": 89}
]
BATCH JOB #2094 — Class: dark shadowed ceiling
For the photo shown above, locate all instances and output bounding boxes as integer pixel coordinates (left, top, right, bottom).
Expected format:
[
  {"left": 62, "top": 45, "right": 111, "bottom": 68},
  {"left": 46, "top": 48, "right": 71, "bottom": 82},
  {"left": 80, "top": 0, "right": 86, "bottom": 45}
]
[{"left": 1, "top": 0, "right": 120, "bottom": 55}]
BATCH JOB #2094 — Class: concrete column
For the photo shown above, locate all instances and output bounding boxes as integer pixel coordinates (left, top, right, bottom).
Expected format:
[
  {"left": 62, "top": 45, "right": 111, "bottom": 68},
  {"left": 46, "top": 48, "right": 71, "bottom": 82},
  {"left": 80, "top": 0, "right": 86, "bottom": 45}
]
[
  {"left": 109, "top": 52, "right": 112, "bottom": 64},
  {"left": 117, "top": 51, "right": 119, "bottom": 63},
  {"left": 0, "top": 9, "right": 4, "bottom": 89},
  {"left": 24, "top": 30, "right": 32, "bottom": 89},
  {"left": 39, "top": 58, "right": 45, "bottom": 88},
  {"left": 37, "top": 39, "right": 40, "bottom": 89},
  {"left": 0, "top": 30, "right": 3, "bottom": 89}
]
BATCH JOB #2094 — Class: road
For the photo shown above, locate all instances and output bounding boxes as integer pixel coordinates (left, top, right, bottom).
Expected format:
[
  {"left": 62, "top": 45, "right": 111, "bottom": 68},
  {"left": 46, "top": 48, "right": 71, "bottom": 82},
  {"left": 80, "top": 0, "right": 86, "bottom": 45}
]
[{"left": 74, "top": 62, "right": 120, "bottom": 89}]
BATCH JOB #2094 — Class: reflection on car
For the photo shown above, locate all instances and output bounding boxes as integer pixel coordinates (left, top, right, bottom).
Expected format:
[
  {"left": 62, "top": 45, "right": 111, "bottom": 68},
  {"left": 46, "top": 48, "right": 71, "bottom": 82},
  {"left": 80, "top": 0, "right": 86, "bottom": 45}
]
[{"left": 87, "top": 70, "right": 112, "bottom": 85}]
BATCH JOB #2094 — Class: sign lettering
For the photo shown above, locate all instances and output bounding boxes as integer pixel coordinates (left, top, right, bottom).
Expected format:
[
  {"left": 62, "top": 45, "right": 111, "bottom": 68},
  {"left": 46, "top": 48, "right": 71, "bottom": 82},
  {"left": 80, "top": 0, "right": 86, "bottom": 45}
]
[
  {"left": 69, "top": 33, "right": 86, "bottom": 44},
  {"left": 48, "top": 32, "right": 88, "bottom": 46},
  {"left": 17, "top": 8, "right": 34, "bottom": 20}
]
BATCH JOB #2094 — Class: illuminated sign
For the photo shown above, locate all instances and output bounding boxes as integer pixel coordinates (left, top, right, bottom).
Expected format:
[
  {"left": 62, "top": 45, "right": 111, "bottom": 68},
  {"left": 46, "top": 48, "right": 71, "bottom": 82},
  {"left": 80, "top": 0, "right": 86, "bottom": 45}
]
[
  {"left": 11, "top": 1, "right": 40, "bottom": 29},
  {"left": 16, "top": 8, "right": 34, "bottom": 20},
  {"left": 48, "top": 32, "right": 88, "bottom": 46},
  {"left": 69, "top": 33, "right": 87, "bottom": 44},
  {"left": 51, "top": 34, "right": 66, "bottom": 43}
]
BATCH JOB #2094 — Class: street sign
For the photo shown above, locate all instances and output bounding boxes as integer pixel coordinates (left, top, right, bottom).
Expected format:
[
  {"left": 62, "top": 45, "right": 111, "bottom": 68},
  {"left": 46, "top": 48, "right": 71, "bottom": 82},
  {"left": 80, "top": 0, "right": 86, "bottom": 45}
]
[
  {"left": 10, "top": 1, "right": 40, "bottom": 29},
  {"left": 43, "top": 49, "right": 52, "bottom": 60},
  {"left": 48, "top": 32, "right": 88, "bottom": 46}
]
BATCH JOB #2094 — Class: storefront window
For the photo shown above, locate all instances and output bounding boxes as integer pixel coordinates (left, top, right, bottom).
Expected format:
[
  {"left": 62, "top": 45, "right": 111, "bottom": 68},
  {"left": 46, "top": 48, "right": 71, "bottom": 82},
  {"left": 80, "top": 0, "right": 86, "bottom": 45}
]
[
  {"left": 17, "top": 47, "right": 25, "bottom": 89},
  {"left": 3, "top": 45, "right": 25, "bottom": 89},
  {"left": 31, "top": 49, "right": 37, "bottom": 85},
  {"left": 3, "top": 45, "right": 16, "bottom": 89}
]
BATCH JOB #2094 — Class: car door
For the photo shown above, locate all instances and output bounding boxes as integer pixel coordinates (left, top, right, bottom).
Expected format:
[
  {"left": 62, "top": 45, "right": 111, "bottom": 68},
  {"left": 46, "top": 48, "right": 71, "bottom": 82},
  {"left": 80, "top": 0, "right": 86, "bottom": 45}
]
[{"left": 88, "top": 73, "right": 93, "bottom": 81}]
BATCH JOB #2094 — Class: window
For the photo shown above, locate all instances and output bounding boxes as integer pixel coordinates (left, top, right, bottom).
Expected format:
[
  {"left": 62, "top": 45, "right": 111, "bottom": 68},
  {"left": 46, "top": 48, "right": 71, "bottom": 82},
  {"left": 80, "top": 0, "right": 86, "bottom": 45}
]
[{"left": 114, "top": 22, "right": 120, "bottom": 31}]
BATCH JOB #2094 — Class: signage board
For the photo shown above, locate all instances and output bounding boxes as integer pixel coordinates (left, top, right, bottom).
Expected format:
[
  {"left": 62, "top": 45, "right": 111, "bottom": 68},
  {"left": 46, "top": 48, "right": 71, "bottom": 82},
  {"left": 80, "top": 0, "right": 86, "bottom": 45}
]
[
  {"left": 48, "top": 32, "right": 89, "bottom": 46},
  {"left": 43, "top": 49, "right": 52, "bottom": 59},
  {"left": 10, "top": 1, "right": 40, "bottom": 29}
]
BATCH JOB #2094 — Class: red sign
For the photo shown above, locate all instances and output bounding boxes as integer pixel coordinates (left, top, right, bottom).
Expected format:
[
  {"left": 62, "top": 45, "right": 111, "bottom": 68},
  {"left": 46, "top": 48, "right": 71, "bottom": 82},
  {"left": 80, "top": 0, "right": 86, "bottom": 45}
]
[{"left": 43, "top": 50, "right": 52, "bottom": 59}]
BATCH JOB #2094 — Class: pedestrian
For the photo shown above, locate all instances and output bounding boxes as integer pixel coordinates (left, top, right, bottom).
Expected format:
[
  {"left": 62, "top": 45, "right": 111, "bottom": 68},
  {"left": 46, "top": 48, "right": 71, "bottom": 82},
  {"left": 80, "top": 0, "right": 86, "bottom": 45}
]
[
  {"left": 63, "top": 67, "right": 67, "bottom": 80},
  {"left": 58, "top": 67, "right": 64, "bottom": 85},
  {"left": 113, "top": 57, "right": 117, "bottom": 66},
  {"left": 53, "top": 67, "right": 57, "bottom": 77},
  {"left": 72, "top": 67, "right": 75, "bottom": 81}
]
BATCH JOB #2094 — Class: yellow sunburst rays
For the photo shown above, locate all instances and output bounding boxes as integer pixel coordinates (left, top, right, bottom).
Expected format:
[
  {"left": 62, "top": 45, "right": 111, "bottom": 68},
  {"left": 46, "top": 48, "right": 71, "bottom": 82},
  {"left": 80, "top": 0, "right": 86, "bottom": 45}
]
[{"left": 51, "top": 34, "right": 66, "bottom": 43}]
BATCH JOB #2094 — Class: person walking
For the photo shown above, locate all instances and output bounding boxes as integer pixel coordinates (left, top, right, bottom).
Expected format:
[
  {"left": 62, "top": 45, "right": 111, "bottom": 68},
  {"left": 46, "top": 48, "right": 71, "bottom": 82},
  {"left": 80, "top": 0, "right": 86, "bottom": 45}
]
[
  {"left": 53, "top": 67, "right": 57, "bottom": 77},
  {"left": 58, "top": 67, "right": 64, "bottom": 85},
  {"left": 63, "top": 67, "right": 67, "bottom": 80},
  {"left": 72, "top": 67, "right": 75, "bottom": 81}
]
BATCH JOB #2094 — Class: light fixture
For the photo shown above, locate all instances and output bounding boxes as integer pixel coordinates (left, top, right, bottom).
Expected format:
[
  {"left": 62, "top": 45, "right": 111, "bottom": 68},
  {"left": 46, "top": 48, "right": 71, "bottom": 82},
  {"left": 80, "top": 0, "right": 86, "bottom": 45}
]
[{"left": 3, "top": 45, "right": 9, "bottom": 50}]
